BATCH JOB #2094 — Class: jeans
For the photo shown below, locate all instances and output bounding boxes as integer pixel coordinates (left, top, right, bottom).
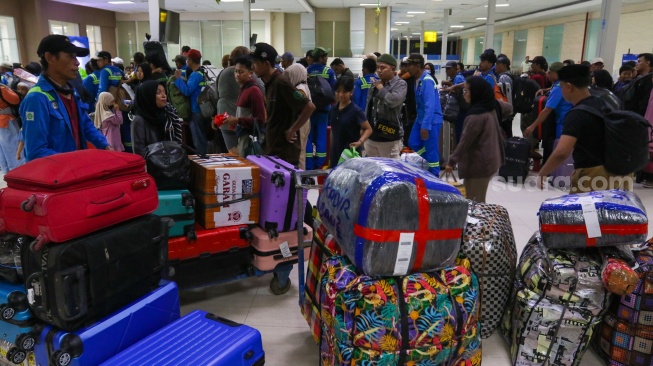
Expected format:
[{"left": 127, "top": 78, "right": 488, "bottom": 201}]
[
  {"left": 190, "top": 112, "right": 208, "bottom": 156},
  {"left": 0, "top": 119, "right": 25, "bottom": 173}
]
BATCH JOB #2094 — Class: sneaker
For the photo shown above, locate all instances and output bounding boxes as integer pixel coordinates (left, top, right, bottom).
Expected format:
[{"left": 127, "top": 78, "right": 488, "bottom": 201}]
[{"left": 642, "top": 180, "right": 653, "bottom": 188}]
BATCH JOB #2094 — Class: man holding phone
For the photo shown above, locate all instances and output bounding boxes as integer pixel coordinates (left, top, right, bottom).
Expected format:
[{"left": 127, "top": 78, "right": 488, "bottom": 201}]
[{"left": 364, "top": 54, "right": 407, "bottom": 159}]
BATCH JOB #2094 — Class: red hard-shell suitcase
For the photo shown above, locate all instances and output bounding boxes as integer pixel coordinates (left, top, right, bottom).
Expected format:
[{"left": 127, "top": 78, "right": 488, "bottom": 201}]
[
  {"left": 250, "top": 223, "right": 312, "bottom": 271},
  {"left": 168, "top": 224, "right": 252, "bottom": 261},
  {"left": 0, "top": 150, "right": 157, "bottom": 249}
]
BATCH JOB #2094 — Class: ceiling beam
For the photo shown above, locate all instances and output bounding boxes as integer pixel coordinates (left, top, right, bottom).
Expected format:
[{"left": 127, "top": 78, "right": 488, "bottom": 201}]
[{"left": 297, "top": 0, "right": 314, "bottom": 13}]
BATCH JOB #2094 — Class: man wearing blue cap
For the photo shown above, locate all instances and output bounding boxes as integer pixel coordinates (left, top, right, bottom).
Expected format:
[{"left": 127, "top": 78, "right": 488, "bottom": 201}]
[
  {"left": 20, "top": 35, "right": 110, "bottom": 161},
  {"left": 280, "top": 52, "right": 294, "bottom": 70}
]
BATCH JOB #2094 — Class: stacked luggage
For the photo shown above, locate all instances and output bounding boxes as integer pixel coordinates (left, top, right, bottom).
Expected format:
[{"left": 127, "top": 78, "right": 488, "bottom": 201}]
[
  {"left": 303, "top": 158, "right": 482, "bottom": 365},
  {"left": 501, "top": 189, "right": 649, "bottom": 366},
  {"left": 0, "top": 150, "right": 183, "bottom": 366}
]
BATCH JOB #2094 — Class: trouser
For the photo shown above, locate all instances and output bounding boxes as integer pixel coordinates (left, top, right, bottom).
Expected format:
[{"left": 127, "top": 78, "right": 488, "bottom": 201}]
[
  {"left": 306, "top": 110, "right": 328, "bottom": 170},
  {"left": 120, "top": 111, "right": 132, "bottom": 153},
  {"left": 570, "top": 165, "right": 633, "bottom": 193},
  {"left": 463, "top": 176, "right": 493, "bottom": 203},
  {"left": 363, "top": 139, "right": 402, "bottom": 159},
  {"left": 220, "top": 126, "right": 238, "bottom": 154},
  {"left": 298, "top": 120, "right": 311, "bottom": 170},
  {"left": 408, "top": 123, "right": 441, "bottom": 175},
  {"left": 190, "top": 112, "right": 209, "bottom": 156},
  {"left": 0, "top": 120, "right": 25, "bottom": 173}
]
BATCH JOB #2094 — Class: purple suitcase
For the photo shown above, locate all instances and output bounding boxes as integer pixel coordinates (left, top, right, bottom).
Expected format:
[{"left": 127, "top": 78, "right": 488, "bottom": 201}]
[
  {"left": 549, "top": 138, "right": 574, "bottom": 189},
  {"left": 247, "top": 155, "right": 307, "bottom": 237}
]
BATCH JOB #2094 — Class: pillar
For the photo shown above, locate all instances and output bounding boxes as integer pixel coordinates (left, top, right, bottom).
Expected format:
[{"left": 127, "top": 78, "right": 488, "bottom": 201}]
[
  {"left": 596, "top": 0, "right": 622, "bottom": 75},
  {"left": 484, "top": 0, "right": 496, "bottom": 50}
]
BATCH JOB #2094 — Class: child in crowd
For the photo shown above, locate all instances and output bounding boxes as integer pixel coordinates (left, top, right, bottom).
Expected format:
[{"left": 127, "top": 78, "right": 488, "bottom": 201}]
[
  {"left": 328, "top": 77, "right": 372, "bottom": 168},
  {"left": 94, "top": 92, "right": 124, "bottom": 152}
]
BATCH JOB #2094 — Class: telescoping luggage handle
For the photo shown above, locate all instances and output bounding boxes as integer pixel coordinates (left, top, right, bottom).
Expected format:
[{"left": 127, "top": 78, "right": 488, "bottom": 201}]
[{"left": 295, "top": 169, "right": 331, "bottom": 309}]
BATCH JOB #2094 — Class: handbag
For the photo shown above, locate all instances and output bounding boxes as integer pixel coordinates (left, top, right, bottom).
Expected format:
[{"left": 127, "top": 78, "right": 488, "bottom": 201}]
[
  {"left": 337, "top": 147, "right": 360, "bottom": 165},
  {"left": 441, "top": 92, "right": 460, "bottom": 123},
  {"left": 240, "top": 119, "right": 264, "bottom": 157},
  {"left": 439, "top": 171, "right": 466, "bottom": 197},
  {"left": 373, "top": 118, "right": 402, "bottom": 141},
  {"left": 144, "top": 141, "right": 190, "bottom": 190}
]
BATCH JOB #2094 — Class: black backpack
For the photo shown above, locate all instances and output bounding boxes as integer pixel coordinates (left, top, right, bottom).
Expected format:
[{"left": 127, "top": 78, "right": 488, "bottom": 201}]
[
  {"left": 307, "top": 68, "right": 335, "bottom": 111},
  {"left": 575, "top": 105, "right": 651, "bottom": 175},
  {"left": 511, "top": 75, "right": 541, "bottom": 114},
  {"left": 197, "top": 66, "right": 218, "bottom": 119}
]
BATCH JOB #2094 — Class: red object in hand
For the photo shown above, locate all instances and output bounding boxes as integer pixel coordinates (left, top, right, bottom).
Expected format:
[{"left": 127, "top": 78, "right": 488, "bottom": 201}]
[{"left": 213, "top": 112, "right": 235, "bottom": 130}]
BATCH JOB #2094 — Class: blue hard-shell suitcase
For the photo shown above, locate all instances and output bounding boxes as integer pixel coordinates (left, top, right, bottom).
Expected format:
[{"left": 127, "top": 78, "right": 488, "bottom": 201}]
[
  {"left": 34, "top": 280, "right": 180, "bottom": 366},
  {"left": 0, "top": 282, "right": 31, "bottom": 325},
  {"left": 0, "top": 283, "right": 40, "bottom": 365},
  {"left": 100, "top": 310, "right": 264, "bottom": 366}
]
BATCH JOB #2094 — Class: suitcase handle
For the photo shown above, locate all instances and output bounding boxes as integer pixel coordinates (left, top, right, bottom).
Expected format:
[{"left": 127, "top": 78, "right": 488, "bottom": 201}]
[
  {"left": 86, "top": 192, "right": 133, "bottom": 218},
  {"left": 205, "top": 312, "right": 242, "bottom": 327},
  {"left": 54, "top": 266, "right": 87, "bottom": 321}
]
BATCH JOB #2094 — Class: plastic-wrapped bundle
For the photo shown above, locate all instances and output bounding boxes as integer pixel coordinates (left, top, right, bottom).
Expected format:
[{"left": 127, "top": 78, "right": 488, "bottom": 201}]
[
  {"left": 461, "top": 201, "right": 517, "bottom": 338},
  {"left": 399, "top": 152, "right": 430, "bottom": 171},
  {"left": 319, "top": 255, "right": 481, "bottom": 366},
  {"left": 539, "top": 190, "right": 648, "bottom": 248},
  {"left": 0, "top": 234, "right": 29, "bottom": 283},
  {"left": 317, "top": 158, "right": 468, "bottom": 276},
  {"left": 501, "top": 233, "right": 610, "bottom": 366}
]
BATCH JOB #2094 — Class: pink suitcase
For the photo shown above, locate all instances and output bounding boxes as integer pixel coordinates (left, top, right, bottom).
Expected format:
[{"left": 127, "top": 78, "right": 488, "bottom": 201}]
[
  {"left": 0, "top": 150, "right": 158, "bottom": 249},
  {"left": 251, "top": 223, "right": 312, "bottom": 271},
  {"left": 246, "top": 155, "right": 308, "bottom": 237}
]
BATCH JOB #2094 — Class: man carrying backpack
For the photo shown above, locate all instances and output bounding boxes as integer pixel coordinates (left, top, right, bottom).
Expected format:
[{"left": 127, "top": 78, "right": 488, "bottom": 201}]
[
  {"left": 175, "top": 49, "right": 208, "bottom": 155},
  {"left": 306, "top": 47, "right": 336, "bottom": 169},
  {"left": 537, "top": 64, "right": 635, "bottom": 192}
]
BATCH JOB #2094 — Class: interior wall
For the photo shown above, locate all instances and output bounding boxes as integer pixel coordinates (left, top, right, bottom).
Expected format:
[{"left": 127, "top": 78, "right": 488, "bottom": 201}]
[
  {"left": 284, "top": 13, "right": 302, "bottom": 57},
  {"left": 0, "top": 0, "right": 31, "bottom": 63},
  {"left": 270, "top": 12, "right": 285, "bottom": 53}
]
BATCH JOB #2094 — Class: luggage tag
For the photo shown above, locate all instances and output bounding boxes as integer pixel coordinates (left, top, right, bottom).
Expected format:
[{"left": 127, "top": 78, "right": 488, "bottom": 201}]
[
  {"left": 279, "top": 242, "right": 292, "bottom": 258},
  {"left": 394, "top": 233, "right": 415, "bottom": 275},
  {"left": 579, "top": 196, "right": 602, "bottom": 238}
]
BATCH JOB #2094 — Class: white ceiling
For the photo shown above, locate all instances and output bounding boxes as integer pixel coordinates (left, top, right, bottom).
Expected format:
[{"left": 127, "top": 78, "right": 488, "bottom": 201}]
[{"left": 52, "top": 0, "right": 651, "bottom": 37}]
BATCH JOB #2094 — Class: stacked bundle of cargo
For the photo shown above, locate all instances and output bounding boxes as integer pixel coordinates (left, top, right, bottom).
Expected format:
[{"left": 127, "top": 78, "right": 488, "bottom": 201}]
[
  {"left": 0, "top": 150, "right": 181, "bottom": 366},
  {"left": 502, "top": 189, "right": 648, "bottom": 366},
  {"left": 308, "top": 158, "right": 481, "bottom": 365}
]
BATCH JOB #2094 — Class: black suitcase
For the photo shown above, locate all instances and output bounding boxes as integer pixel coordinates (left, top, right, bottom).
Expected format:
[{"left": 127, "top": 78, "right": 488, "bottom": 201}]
[
  {"left": 499, "top": 137, "right": 531, "bottom": 183},
  {"left": 170, "top": 247, "right": 253, "bottom": 290},
  {"left": 0, "top": 234, "right": 29, "bottom": 283},
  {"left": 21, "top": 215, "right": 171, "bottom": 331},
  {"left": 531, "top": 95, "right": 556, "bottom": 164}
]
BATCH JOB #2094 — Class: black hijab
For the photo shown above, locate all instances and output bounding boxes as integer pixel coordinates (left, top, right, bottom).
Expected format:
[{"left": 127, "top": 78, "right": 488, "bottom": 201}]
[
  {"left": 465, "top": 76, "right": 497, "bottom": 116},
  {"left": 137, "top": 62, "right": 152, "bottom": 82},
  {"left": 134, "top": 80, "right": 167, "bottom": 130}
]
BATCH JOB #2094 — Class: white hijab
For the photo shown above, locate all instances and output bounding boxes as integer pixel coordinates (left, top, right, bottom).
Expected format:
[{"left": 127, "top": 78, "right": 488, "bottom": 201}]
[
  {"left": 94, "top": 92, "right": 114, "bottom": 129},
  {"left": 284, "top": 64, "right": 311, "bottom": 101}
]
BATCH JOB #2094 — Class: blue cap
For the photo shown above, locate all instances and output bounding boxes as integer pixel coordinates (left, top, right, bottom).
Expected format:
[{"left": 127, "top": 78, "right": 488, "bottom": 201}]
[{"left": 281, "top": 52, "right": 294, "bottom": 60}]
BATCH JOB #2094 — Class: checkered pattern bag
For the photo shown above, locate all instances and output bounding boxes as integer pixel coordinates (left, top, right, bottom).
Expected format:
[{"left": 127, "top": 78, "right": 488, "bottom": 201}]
[
  {"left": 597, "top": 311, "right": 653, "bottom": 366},
  {"left": 461, "top": 201, "right": 517, "bottom": 338},
  {"left": 616, "top": 248, "right": 653, "bottom": 325}
]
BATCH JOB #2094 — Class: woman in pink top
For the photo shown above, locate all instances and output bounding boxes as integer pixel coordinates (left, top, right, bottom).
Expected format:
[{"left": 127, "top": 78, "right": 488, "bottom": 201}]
[{"left": 94, "top": 92, "right": 124, "bottom": 152}]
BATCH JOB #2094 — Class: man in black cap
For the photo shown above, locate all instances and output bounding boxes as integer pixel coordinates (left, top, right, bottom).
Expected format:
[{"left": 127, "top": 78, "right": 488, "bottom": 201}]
[
  {"left": 19, "top": 35, "right": 110, "bottom": 161},
  {"left": 537, "top": 64, "right": 631, "bottom": 192},
  {"left": 250, "top": 42, "right": 315, "bottom": 166}
]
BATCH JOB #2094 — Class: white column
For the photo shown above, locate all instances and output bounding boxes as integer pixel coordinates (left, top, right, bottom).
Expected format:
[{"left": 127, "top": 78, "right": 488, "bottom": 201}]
[
  {"left": 243, "top": 0, "right": 251, "bottom": 47},
  {"left": 440, "top": 9, "right": 450, "bottom": 81},
  {"left": 419, "top": 21, "right": 425, "bottom": 56},
  {"left": 597, "top": 0, "right": 622, "bottom": 75},
  {"left": 404, "top": 35, "right": 410, "bottom": 58},
  {"left": 484, "top": 0, "right": 496, "bottom": 50},
  {"left": 148, "top": 0, "right": 165, "bottom": 41},
  {"left": 350, "top": 8, "right": 365, "bottom": 56},
  {"left": 397, "top": 35, "right": 401, "bottom": 59}
]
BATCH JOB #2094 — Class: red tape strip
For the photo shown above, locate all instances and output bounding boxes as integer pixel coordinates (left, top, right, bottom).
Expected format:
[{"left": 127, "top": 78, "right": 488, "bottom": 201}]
[{"left": 540, "top": 223, "right": 647, "bottom": 247}]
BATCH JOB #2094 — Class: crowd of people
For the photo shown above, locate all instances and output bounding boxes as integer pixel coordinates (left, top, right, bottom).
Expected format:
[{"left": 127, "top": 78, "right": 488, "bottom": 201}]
[{"left": 2, "top": 33, "right": 652, "bottom": 203}]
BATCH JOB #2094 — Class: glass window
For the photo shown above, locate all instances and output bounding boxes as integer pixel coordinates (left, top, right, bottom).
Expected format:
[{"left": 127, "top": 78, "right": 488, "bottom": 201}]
[
  {"left": 543, "top": 24, "right": 563, "bottom": 63},
  {"left": 512, "top": 29, "right": 528, "bottom": 67},
  {"left": 49, "top": 20, "right": 79, "bottom": 36},
  {"left": 493, "top": 33, "right": 502, "bottom": 54},
  {"left": 251, "top": 20, "right": 266, "bottom": 45},
  {"left": 116, "top": 21, "right": 137, "bottom": 62},
  {"left": 201, "top": 21, "right": 222, "bottom": 67},
  {"left": 473, "top": 36, "right": 484, "bottom": 63},
  {"left": 316, "top": 21, "right": 351, "bottom": 57},
  {"left": 584, "top": 19, "right": 600, "bottom": 61},
  {"left": 222, "top": 20, "right": 244, "bottom": 60},
  {"left": 0, "top": 16, "right": 19, "bottom": 63},
  {"left": 461, "top": 38, "right": 469, "bottom": 65},
  {"left": 180, "top": 21, "right": 201, "bottom": 50},
  {"left": 86, "top": 25, "right": 102, "bottom": 58}
]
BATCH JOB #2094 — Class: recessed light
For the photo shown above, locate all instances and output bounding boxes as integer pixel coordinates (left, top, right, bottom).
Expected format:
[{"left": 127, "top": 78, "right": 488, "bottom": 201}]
[
  {"left": 476, "top": 17, "right": 487, "bottom": 20},
  {"left": 407, "top": 11, "right": 425, "bottom": 14},
  {"left": 485, "top": 3, "right": 510, "bottom": 6},
  {"left": 450, "top": 25, "right": 464, "bottom": 28},
  {"left": 391, "top": 27, "right": 398, "bottom": 31},
  {"left": 359, "top": 3, "right": 378, "bottom": 5},
  {"left": 251, "top": 8, "right": 264, "bottom": 11},
  {"left": 395, "top": 21, "right": 410, "bottom": 24},
  {"left": 107, "top": 1, "right": 134, "bottom": 3}
]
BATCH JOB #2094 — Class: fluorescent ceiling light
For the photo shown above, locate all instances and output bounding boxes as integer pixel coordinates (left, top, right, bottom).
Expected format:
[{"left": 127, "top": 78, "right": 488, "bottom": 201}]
[
  {"left": 251, "top": 8, "right": 265, "bottom": 11},
  {"left": 485, "top": 3, "right": 510, "bottom": 6},
  {"left": 412, "top": 32, "right": 421, "bottom": 35},
  {"left": 450, "top": 25, "right": 464, "bottom": 28},
  {"left": 476, "top": 17, "right": 487, "bottom": 20},
  {"left": 395, "top": 21, "right": 410, "bottom": 24},
  {"left": 391, "top": 27, "right": 398, "bottom": 30},
  {"left": 107, "top": 1, "right": 133, "bottom": 3},
  {"left": 359, "top": 3, "right": 378, "bottom": 5},
  {"left": 407, "top": 11, "right": 425, "bottom": 14}
]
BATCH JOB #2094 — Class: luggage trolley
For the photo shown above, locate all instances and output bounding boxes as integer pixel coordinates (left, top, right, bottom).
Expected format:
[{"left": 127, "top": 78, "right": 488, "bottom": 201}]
[{"left": 294, "top": 169, "right": 331, "bottom": 307}]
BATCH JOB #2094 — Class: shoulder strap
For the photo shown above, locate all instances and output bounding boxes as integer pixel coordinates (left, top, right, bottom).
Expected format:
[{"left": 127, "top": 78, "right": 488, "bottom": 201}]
[{"left": 573, "top": 104, "right": 606, "bottom": 118}]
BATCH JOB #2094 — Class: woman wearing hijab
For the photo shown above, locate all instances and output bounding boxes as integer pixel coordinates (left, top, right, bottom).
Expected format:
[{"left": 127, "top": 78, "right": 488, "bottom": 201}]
[
  {"left": 131, "top": 80, "right": 182, "bottom": 157},
  {"left": 284, "top": 64, "right": 312, "bottom": 169},
  {"left": 94, "top": 92, "right": 124, "bottom": 152},
  {"left": 445, "top": 76, "right": 510, "bottom": 202}
]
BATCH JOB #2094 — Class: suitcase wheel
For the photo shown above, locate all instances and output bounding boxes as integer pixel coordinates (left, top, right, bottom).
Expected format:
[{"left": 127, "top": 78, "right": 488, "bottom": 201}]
[
  {"left": 51, "top": 350, "right": 72, "bottom": 366},
  {"left": 271, "top": 172, "right": 285, "bottom": 187},
  {"left": 267, "top": 228, "right": 279, "bottom": 239},
  {"left": 6, "top": 347, "right": 26, "bottom": 365},
  {"left": 29, "top": 236, "right": 46, "bottom": 252},
  {"left": 20, "top": 195, "right": 36, "bottom": 212},
  {"left": 15, "top": 333, "right": 35, "bottom": 351},
  {"left": 0, "top": 305, "right": 15, "bottom": 321},
  {"left": 270, "top": 274, "right": 291, "bottom": 295}
]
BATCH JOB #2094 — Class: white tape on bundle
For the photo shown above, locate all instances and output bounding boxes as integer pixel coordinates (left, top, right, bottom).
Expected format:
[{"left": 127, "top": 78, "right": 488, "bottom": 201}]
[
  {"left": 394, "top": 233, "right": 415, "bottom": 275},
  {"left": 579, "top": 196, "right": 602, "bottom": 238}
]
